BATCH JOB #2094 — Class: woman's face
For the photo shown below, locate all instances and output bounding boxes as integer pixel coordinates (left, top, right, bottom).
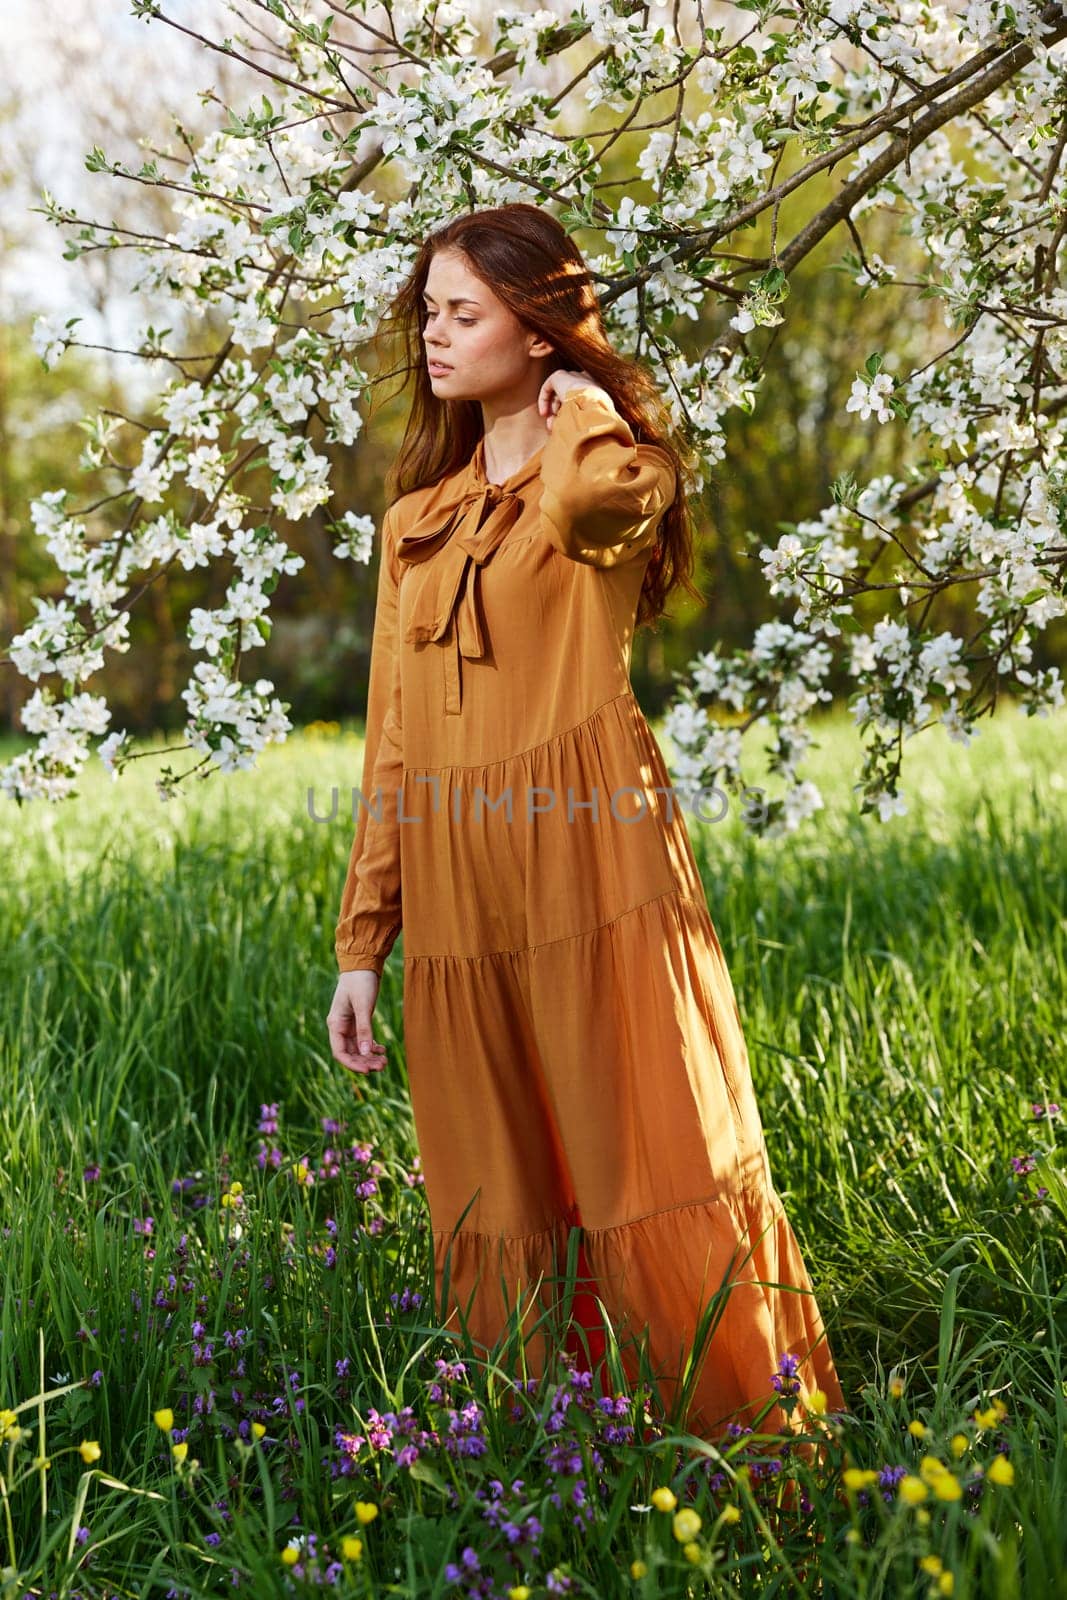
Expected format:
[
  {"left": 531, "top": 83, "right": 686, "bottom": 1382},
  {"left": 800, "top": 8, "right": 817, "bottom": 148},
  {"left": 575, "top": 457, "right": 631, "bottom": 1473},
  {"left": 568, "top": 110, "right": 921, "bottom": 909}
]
[{"left": 421, "top": 247, "right": 553, "bottom": 403}]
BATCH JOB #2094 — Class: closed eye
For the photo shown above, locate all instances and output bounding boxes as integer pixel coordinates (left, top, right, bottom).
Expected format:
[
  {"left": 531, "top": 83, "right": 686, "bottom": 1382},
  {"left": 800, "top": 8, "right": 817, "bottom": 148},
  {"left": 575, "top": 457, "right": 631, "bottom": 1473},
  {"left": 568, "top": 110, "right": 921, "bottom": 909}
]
[{"left": 423, "top": 307, "right": 476, "bottom": 326}]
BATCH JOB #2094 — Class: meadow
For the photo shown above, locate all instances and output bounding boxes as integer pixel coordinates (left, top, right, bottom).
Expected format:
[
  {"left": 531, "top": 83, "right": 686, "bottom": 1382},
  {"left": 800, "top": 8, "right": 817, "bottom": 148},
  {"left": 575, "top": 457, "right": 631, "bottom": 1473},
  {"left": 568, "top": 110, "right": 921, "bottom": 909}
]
[{"left": 0, "top": 700, "right": 1064, "bottom": 1599}]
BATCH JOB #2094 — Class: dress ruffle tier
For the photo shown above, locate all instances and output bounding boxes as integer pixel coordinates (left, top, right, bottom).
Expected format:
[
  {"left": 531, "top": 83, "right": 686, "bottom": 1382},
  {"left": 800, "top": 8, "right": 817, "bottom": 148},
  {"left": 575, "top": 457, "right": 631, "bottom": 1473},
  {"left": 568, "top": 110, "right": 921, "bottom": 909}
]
[
  {"left": 406, "top": 873, "right": 841, "bottom": 1443},
  {"left": 431, "top": 1188, "right": 840, "bottom": 1444}
]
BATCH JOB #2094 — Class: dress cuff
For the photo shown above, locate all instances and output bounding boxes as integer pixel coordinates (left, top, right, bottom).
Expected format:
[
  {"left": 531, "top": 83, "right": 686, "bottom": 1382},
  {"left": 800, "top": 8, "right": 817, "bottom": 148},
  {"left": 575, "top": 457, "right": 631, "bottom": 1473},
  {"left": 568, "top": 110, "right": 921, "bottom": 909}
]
[{"left": 336, "top": 948, "right": 389, "bottom": 977}]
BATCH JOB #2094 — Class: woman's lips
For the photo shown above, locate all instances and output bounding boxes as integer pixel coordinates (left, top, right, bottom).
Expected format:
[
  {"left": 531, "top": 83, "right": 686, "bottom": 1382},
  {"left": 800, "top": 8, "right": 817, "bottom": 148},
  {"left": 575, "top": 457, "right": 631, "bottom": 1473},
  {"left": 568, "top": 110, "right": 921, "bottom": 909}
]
[{"left": 428, "top": 361, "right": 452, "bottom": 373}]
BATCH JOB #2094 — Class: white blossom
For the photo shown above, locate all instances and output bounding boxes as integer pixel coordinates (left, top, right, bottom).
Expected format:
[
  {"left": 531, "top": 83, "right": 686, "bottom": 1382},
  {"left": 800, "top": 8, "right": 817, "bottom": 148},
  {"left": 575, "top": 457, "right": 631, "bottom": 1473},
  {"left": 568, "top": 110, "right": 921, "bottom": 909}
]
[
  {"left": 31, "top": 313, "right": 71, "bottom": 369},
  {"left": 333, "top": 512, "right": 376, "bottom": 565},
  {"left": 845, "top": 372, "right": 895, "bottom": 423}
]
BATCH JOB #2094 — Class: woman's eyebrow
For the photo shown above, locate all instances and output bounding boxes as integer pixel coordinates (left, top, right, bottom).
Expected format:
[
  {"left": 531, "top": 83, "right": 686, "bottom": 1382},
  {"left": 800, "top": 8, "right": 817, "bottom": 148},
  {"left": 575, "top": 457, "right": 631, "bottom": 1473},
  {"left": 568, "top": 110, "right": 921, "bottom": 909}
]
[{"left": 422, "top": 292, "right": 483, "bottom": 307}]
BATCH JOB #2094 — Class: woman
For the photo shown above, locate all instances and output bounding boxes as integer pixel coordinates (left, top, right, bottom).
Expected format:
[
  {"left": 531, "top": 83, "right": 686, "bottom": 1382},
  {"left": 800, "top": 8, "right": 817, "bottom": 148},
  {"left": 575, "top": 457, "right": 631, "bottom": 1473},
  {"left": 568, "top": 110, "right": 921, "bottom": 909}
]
[{"left": 326, "top": 203, "right": 846, "bottom": 1442}]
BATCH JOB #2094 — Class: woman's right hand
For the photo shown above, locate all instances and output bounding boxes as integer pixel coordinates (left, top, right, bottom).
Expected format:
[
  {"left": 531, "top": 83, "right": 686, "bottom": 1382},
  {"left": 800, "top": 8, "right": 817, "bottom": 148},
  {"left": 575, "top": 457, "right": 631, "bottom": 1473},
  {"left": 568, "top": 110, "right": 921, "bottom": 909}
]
[
  {"left": 538, "top": 368, "right": 613, "bottom": 428},
  {"left": 327, "top": 970, "right": 388, "bottom": 1076}
]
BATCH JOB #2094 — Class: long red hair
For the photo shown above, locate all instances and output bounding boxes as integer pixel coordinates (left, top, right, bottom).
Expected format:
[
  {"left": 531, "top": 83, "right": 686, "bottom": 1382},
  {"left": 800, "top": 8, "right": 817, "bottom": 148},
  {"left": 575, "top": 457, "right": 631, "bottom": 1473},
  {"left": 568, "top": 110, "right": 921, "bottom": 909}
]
[{"left": 368, "top": 202, "right": 703, "bottom": 629}]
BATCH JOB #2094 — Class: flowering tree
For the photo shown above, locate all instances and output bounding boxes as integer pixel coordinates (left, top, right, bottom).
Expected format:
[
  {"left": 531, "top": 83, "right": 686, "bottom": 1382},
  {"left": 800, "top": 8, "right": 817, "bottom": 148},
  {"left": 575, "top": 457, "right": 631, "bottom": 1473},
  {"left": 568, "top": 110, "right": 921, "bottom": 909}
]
[{"left": 5, "top": 0, "right": 1066, "bottom": 832}]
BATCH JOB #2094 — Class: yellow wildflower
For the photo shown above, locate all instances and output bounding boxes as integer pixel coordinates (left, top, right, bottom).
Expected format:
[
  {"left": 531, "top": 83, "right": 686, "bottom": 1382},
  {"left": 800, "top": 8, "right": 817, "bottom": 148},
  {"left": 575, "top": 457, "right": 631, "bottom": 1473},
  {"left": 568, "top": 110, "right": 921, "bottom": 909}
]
[
  {"left": 354, "top": 1500, "right": 379, "bottom": 1525},
  {"left": 683, "top": 1542, "right": 701, "bottom": 1564},
  {"left": 804, "top": 1388, "right": 828, "bottom": 1415},
  {"left": 629, "top": 1560, "right": 647, "bottom": 1579},
  {"left": 153, "top": 1408, "right": 174, "bottom": 1432},
  {"left": 251, "top": 1422, "right": 266, "bottom": 1439},
  {"left": 843, "top": 1467, "right": 878, "bottom": 1490},
  {"left": 888, "top": 1375, "right": 906, "bottom": 1400},
  {"left": 672, "top": 1508, "right": 701, "bottom": 1542},
  {"left": 341, "top": 1535, "right": 363, "bottom": 1562},
  {"left": 720, "top": 1503, "right": 741, "bottom": 1524},
  {"left": 920, "top": 1555, "right": 943, "bottom": 1575},
  {"left": 987, "top": 1454, "right": 1014, "bottom": 1486},
  {"left": 921, "top": 1465, "right": 959, "bottom": 1497},
  {"left": 280, "top": 1545, "right": 299, "bottom": 1566},
  {"left": 898, "top": 1475, "right": 928, "bottom": 1505},
  {"left": 907, "top": 1419, "right": 928, "bottom": 1439},
  {"left": 650, "top": 1486, "right": 677, "bottom": 1512},
  {"left": 508, "top": 1589, "right": 532, "bottom": 1600},
  {"left": 172, "top": 1441, "right": 188, "bottom": 1463},
  {"left": 78, "top": 1440, "right": 101, "bottom": 1464},
  {"left": 938, "top": 1574, "right": 955, "bottom": 1595},
  {"left": 950, "top": 1433, "right": 969, "bottom": 1458}
]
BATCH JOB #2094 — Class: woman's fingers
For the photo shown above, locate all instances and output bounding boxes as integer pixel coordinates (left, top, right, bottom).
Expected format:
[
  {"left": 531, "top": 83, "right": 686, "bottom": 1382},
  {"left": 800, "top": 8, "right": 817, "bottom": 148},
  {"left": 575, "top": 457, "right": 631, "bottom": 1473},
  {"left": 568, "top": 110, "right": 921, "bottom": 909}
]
[
  {"left": 539, "top": 368, "right": 599, "bottom": 425},
  {"left": 540, "top": 369, "right": 573, "bottom": 414},
  {"left": 327, "top": 983, "right": 386, "bottom": 1076}
]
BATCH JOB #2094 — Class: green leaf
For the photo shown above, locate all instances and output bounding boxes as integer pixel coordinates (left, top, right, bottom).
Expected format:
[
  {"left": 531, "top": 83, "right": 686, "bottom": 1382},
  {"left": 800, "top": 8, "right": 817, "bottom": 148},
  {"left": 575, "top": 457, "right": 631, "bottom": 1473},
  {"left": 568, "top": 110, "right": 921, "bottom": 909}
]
[{"left": 406, "top": 1457, "right": 449, "bottom": 1494}]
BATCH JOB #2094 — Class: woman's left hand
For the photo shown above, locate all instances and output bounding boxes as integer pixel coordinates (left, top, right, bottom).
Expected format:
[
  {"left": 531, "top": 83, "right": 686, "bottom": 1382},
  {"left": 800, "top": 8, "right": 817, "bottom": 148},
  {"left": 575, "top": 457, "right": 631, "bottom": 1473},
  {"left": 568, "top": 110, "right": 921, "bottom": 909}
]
[{"left": 538, "top": 369, "right": 614, "bottom": 429}]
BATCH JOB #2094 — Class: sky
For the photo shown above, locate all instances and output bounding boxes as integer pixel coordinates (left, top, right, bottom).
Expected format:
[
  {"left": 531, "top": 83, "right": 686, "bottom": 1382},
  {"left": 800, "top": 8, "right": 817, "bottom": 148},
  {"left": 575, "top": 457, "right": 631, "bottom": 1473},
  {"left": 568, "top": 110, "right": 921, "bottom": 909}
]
[{"left": 1, "top": 0, "right": 230, "bottom": 356}]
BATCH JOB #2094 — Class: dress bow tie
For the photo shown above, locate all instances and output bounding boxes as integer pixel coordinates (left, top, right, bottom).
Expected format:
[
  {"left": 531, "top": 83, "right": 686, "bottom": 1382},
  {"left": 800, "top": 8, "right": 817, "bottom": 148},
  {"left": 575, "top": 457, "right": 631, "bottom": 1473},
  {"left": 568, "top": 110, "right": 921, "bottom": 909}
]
[{"left": 394, "top": 480, "right": 527, "bottom": 715}]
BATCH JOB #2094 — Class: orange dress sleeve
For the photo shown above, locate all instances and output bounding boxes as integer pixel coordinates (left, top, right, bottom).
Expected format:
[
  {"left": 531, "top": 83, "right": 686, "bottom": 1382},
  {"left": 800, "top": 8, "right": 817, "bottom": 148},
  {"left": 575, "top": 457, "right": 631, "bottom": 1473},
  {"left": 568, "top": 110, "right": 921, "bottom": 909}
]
[
  {"left": 538, "top": 388, "right": 677, "bottom": 567},
  {"left": 334, "top": 503, "right": 404, "bottom": 976}
]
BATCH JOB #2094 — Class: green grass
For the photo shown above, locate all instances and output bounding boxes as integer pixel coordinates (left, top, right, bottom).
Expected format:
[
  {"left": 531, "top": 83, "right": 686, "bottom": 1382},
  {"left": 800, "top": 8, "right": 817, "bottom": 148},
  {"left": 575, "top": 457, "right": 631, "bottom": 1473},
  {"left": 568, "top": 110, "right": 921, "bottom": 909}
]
[{"left": 0, "top": 702, "right": 1064, "bottom": 1598}]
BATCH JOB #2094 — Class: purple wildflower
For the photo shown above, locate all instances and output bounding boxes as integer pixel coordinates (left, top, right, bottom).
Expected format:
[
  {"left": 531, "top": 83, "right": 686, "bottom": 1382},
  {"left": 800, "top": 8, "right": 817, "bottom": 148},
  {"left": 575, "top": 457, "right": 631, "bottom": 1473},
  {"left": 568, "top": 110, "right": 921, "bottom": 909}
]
[
  {"left": 771, "top": 1352, "right": 802, "bottom": 1396},
  {"left": 257, "top": 1103, "right": 280, "bottom": 1136}
]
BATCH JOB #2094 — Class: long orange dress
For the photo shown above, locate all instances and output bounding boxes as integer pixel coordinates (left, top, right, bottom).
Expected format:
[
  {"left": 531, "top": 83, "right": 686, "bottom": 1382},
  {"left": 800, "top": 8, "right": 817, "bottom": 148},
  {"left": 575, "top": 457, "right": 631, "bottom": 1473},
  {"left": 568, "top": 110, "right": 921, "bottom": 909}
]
[{"left": 335, "top": 388, "right": 847, "bottom": 1440}]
